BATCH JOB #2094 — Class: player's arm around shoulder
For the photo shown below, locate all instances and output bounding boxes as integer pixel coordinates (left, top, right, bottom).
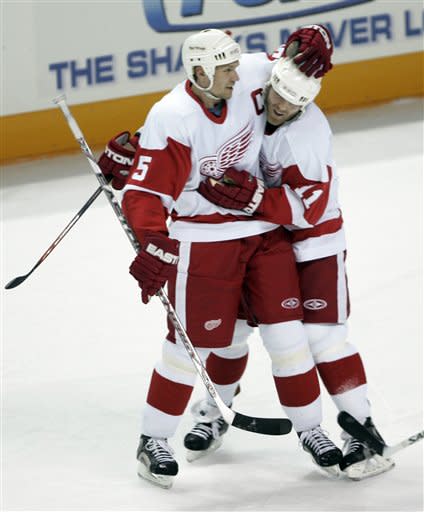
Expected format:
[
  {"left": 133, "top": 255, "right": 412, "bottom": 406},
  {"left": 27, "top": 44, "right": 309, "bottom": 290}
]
[{"left": 237, "top": 51, "right": 277, "bottom": 90}]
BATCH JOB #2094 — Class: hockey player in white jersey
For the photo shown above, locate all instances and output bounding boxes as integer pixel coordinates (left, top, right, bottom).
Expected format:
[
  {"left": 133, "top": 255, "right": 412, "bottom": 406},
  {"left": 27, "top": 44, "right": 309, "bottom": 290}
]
[
  {"left": 197, "top": 56, "right": 394, "bottom": 480},
  {"left": 99, "top": 26, "right": 339, "bottom": 487},
  {"left": 94, "top": 27, "right": 335, "bottom": 489}
]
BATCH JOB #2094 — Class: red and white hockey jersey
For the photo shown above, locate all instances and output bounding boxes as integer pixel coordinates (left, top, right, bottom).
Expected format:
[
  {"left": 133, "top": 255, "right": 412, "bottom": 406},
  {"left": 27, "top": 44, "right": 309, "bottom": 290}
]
[
  {"left": 259, "top": 102, "right": 346, "bottom": 262},
  {"left": 123, "top": 52, "right": 281, "bottom": 243}
]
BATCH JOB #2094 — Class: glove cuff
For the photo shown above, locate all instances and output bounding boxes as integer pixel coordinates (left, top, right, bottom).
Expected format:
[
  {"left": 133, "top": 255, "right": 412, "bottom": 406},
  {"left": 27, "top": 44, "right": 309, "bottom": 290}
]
[
  {"left": 304, "top": 24, "right": 332, "bottom": 51},
  {"left": 141, "top": 231, "right": 179, "bottom": 265},
  {"left": 243, "top": 178, "right": 265, "bottom": 215},
  {"left": 106, "top": 131, "right": 136, "bottom": 164}
]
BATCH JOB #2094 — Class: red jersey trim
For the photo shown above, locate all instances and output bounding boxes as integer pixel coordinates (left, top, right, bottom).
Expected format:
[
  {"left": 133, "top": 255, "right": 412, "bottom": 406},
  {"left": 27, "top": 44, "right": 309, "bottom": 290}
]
[
  {"left": 184, "top": 80, "right": 228, "bottom": 124},
  {"left": 291, "top": 216, "right": 343, "bottom": 243},
  {"left": 127, "top": 137, "right": 192, "bottom": 202},
  {"left": 283, "top": 164, "right": 331, "bottom": 188},
  {"left": 122, "top": 190, "right": 169, "bottom": 241},
  {"left": 172, "top": 212, "right": 252, "bottom": 224}
]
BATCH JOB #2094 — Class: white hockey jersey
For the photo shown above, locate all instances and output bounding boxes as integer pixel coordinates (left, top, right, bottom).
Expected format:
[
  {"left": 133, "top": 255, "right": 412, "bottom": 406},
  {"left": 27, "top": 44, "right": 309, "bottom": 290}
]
[
  {"left": 123, "top": 52, "right": 280, "bottom": 243},
  {"left": 260, "top": 102, "right": 346, "bottom": 262}
]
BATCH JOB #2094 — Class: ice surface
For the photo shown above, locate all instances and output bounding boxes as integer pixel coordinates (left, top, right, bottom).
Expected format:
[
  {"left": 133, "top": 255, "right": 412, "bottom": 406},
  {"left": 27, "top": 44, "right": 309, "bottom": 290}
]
[{"left": 1, "top": 99, "right": 423, "bottom": 511}]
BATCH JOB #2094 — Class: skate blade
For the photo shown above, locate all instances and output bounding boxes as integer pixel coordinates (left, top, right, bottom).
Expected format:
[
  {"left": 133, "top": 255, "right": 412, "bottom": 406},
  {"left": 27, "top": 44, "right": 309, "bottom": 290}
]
[
  {"left": 137, "top": 462, "right": 174, "bottom": 489},
  {"left": 343, "top": 455, "right": 395, "bottom": 481},
  {"left": 313, "top": 461, "right": 342, "bottom": 480},
  {"left": 308, "top": 453, "right": 342, "bottom": 479},
  {"left": 186, "top": 437, "right": 224, "bottom": 462}
]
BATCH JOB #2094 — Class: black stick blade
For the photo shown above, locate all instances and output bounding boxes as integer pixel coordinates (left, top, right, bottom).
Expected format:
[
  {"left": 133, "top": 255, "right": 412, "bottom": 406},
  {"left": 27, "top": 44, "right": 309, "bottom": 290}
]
[
  {"left": 5, "top": 275, "right": 29, "bottom": 289},
  {"left": 337, "top": 411, "right": 385, "bottom": 455},
  {"left": 232, "top": 412, "right": 292, "bottom": 436}
]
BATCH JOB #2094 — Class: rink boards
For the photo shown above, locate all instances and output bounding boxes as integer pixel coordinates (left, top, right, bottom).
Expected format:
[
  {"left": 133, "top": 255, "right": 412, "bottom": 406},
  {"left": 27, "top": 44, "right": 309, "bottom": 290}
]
[{"left": 3, "top": 50, "right": 423, "bottom": 163}]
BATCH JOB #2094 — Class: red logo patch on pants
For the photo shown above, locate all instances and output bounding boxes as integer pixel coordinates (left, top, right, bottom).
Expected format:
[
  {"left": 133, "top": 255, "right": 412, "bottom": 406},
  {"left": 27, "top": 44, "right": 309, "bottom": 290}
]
[{"left": 167, "top": 228, "right": 303, "bottom": 348}]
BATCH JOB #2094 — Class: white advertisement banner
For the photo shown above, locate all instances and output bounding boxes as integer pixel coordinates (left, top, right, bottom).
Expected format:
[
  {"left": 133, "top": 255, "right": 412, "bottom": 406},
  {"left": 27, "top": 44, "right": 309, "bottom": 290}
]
[{"left": 2, "top": 0, "right": 423, "bottom": 116}]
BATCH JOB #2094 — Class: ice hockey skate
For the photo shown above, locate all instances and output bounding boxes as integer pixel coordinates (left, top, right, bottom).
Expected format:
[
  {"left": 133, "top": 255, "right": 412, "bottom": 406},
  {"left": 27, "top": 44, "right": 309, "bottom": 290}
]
[
  {"left": 340, "top": 417, "right": 395, "bottom": 480},
  {"left": 184, "top": 399, "right": 229, "bottom": 462},
  {"left": 298, "top": 426, "right": 343, "bottom": 478},
  {"left": 136, "top": 435, "right": 179, "bottom": 489}
]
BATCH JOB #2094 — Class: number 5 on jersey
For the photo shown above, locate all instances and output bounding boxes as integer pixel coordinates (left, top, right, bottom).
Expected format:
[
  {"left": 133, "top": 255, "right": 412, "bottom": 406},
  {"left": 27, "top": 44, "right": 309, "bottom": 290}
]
[{"left": 132, "top": 155, "right": 152, "bottom": 181}]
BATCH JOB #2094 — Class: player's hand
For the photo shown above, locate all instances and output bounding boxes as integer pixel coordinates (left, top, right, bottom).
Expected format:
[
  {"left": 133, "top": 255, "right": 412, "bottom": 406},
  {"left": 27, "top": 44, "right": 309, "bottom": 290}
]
[
  {"left": 198, "top": 168, "right": 264, "bottom": 214},
  {"left": 129, "top": 231, "right": 179, "bottom": 304},
  {"left": 283, "top": 24, "right": 333, "bottom": 78},
  {"left": 97, "top": 131, "right": 139, "bottom": 190}
]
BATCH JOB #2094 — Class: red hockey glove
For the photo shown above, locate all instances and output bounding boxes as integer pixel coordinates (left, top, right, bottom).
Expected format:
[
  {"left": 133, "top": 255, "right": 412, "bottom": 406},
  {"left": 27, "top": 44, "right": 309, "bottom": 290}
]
[
  {"left": 283, "top": 24, "right": 333, "bottom": 78},
  {"left": 129, "top": 231, "right": 179, "bottom": 304},
  {"left": 199, "top": 168, "right": 265, "bottom": 214},
  {"left": 97, "top": 131, "right": 138, "bottom": 190}
]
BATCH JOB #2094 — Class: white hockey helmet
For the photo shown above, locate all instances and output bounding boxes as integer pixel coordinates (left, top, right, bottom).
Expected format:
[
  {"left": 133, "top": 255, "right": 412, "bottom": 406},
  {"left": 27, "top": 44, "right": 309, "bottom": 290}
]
[
  {"left": 269, "top": 57, "right": 322, "bottom": 107},
  {"left": 182, "top": 29, "right": 241, "bottom": 90}
]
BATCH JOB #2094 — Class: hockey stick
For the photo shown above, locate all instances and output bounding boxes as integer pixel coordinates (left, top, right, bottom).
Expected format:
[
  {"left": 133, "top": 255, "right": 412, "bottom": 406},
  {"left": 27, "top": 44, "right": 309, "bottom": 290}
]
[
  {"left": 5, "top": 186, "right": 103, "bottom": 289},
  {"left": 338, "top": 411, "right": 424, "bottom": 457},
  {"left": 53, "top": 94, "right": 292, "bottom": 437}
]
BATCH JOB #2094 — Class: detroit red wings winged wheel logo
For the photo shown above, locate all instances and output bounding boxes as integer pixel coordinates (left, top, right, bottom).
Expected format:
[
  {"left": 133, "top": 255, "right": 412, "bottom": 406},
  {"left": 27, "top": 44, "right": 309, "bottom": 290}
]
[
  {"left": 259, "top": 151, "right": 281, "bottom": 179},
  {"left": 199, "top": 124, "right": 253, "bottom": 179}
]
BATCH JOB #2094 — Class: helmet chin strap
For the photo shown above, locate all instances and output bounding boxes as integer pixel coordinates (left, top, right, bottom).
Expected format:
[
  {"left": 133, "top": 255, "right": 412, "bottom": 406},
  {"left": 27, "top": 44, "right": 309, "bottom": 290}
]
[
  {"left": 191, "top": 73, "right": 222, "bottom": 102},
  {"left": 194, "top": 84, "right": 222, "bottom": 102},
  {"left": 203, "top": 89, "right": 222, "bottom": 102}
]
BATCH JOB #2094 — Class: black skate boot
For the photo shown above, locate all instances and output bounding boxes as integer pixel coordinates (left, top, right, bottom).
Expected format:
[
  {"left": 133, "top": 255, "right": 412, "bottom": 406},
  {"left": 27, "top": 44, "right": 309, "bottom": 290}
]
[
  {"left": 136, "top": 435, "right": 178, "bottom": 489},
  {"left": 184, "top": 400, "right": 229, "bottom": 461},
  {"left": 340, "top": 417, "right": 394, "bottom": 480},
  {"left": 298, "top": 426, "right": 343, "bottom": 478}
]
